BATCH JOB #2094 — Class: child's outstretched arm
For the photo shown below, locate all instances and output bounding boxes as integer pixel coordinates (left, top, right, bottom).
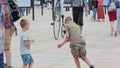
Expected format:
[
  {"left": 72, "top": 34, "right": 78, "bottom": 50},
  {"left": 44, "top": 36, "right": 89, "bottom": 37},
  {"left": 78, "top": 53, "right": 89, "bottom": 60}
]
[
  {"left": 58, "top": 31, "right": 70, "bottom": 48},
  {"left": 23, "top": 39, "right": 35, "bottom": 46}
]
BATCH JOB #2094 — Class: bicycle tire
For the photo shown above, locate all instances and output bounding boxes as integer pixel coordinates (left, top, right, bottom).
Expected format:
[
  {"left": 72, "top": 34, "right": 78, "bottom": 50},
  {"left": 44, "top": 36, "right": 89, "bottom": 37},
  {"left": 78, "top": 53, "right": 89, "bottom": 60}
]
[{"left": 53, "top": 2, "right": 61, "bottom": 40}]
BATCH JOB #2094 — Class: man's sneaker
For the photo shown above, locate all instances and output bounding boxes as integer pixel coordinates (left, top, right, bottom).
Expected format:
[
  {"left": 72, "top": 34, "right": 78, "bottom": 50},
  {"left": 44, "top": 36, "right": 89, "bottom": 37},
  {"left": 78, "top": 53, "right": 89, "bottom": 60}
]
[{"left": 90, "top": 65, "right": 95, "bottom": 68}]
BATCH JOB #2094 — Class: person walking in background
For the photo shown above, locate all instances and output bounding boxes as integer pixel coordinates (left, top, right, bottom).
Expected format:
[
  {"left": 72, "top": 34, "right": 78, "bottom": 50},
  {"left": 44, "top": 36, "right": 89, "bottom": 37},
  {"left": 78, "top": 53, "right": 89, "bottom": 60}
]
[
  {"left": 116, "top": 0, "right": 120, "bottom": 34},
  {"left": 91, "top": 0, "right": 98, "bottom": 21},
  {"left": 103, "top": 0, "right": 109, "bottom": 14},
  {"left": 107, "top": 0, "right": 117, "bottom": 36},
  {"left": 72, "top": 0, "right": 88, "bottom": 32},
  {"left": 97, "top": 0, "right": 105, "bottom": 22},
  {"left": 54, "top": 0, "right": 64, "bottom": 18},
  {"left": 20, "top": 8, "right": 25, "bottom": 16}
]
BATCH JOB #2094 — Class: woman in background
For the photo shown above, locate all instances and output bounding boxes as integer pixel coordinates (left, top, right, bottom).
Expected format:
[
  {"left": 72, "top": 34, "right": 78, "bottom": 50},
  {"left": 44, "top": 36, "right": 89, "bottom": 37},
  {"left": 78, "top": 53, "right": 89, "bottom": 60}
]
[
  {"left": 97, "top": 0, "right": 105, "bottom": 22},
  {"left": 107, "top": 0, "right": 117, "bottom": 36}
]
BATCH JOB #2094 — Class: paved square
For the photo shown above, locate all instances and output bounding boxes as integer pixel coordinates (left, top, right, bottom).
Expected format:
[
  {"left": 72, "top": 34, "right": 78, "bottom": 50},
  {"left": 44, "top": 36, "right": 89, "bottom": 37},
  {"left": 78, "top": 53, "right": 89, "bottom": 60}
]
[{"left": 9, "top": 8, "right": 120, "bottom": 68}]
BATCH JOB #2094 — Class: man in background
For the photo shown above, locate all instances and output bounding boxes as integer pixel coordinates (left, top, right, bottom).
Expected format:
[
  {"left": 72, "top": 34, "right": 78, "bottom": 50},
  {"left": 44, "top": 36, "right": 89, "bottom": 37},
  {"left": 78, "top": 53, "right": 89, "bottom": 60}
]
[{"left": 71, "top": 0, "right": 88, "bottom": 32}]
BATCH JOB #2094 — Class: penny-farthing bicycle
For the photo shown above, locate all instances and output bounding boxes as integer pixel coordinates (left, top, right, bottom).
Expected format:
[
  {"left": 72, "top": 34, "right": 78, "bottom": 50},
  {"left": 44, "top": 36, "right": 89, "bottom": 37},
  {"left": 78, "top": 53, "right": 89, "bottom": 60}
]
[{"left": 51, "top": 0, "right": 65, "bottom": 40}]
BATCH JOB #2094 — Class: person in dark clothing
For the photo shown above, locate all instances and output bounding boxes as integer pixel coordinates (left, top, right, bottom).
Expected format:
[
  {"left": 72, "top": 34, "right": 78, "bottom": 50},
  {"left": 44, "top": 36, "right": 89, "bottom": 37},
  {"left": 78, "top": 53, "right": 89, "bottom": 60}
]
[
  {"left": 71, "top": 0, "right": 88, "bottom": 32},
  {"left": 91, "top": 0, "right": 98, "bottom": 21}
]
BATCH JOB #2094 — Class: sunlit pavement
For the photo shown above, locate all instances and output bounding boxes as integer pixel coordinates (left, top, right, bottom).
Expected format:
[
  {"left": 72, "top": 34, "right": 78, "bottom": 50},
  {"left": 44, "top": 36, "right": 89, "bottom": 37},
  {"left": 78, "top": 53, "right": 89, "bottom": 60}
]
[{"left": 9, "top": 7, "right": 120, "bottom": 68}]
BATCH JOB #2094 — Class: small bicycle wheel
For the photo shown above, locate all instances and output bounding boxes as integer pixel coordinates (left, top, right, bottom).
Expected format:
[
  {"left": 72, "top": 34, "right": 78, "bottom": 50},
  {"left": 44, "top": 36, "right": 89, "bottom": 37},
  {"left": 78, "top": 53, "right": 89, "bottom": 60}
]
[{"left": 53, "top": 3, "right": 61, "bottom": 40}]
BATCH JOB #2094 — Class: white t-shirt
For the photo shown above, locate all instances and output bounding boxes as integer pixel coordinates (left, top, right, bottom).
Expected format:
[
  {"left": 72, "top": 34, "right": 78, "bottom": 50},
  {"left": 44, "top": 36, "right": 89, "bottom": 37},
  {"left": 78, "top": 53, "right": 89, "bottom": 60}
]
[{"left": 20, "top": 31, "right": 30, "bottom": 55}]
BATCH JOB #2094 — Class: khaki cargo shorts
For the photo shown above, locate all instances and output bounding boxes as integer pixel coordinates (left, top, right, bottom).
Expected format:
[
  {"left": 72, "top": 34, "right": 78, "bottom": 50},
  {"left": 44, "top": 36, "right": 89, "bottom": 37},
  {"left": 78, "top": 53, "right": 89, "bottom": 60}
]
[
  {"left": 70, "top": 43, "right": 87, "bottom": 59},
  {"left": 4, "top": 27, "right": 15, "bottom": 50}
]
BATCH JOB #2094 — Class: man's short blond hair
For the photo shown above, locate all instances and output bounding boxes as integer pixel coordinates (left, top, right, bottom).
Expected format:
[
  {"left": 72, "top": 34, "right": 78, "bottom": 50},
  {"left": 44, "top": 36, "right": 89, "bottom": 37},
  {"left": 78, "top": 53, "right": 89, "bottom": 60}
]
[
  {"left": 20, "top": 19, "right": 28, "bottom": 28},
  {"left": 65, "top": 16, "right": 73, "bottom": 24}
]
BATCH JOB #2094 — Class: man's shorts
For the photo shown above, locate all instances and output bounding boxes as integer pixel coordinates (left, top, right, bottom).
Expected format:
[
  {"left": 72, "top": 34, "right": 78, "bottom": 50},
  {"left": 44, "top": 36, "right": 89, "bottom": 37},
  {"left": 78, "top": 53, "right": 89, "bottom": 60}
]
[
  {"left": 22, "top": 54, "right": 33, "bottom": 65},
  {"left": 0, "top": 53, "right": 4, "bottom": 68},
  {"left": 4, "top": 27, "right": 15, "bottom": 50},
  {"left": 70, "top": 43, "right": 87, "bottom": 59}
]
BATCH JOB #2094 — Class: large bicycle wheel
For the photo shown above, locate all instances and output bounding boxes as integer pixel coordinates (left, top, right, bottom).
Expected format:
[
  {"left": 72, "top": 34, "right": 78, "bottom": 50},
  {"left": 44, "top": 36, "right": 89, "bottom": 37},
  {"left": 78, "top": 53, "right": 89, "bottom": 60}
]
[
  {"left": 53, "top": 2, "right": 61, "bottom": 40},
  {"left": 61, "top": 17, "right": 66, "bottom": 38}
]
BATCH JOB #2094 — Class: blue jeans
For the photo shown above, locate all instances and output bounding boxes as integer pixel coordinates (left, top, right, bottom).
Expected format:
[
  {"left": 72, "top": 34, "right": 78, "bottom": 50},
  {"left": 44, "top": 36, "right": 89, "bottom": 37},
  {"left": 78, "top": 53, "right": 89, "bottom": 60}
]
[
  {"left": 0, "top": 53, "right": 4, "bottom": 68},
  {"left": 116, "top": 9, "right": 120, "bottom": 32},
  {"left": 92, "top": 8, "right": 97, "bottom": 20},
  {"left": 54, "top": 0, "right": 64, "bottom": 16},
  {"left": 20, "top": 8, "right": 25, "bottom": 16},
  {"left": 22, "top": 54, "right": 33, "bottom": 65}
]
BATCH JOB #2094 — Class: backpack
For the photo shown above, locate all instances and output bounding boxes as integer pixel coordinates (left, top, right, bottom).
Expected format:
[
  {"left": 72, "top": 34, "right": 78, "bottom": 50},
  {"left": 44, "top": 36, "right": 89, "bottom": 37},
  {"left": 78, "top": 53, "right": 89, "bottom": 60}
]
[
  {"left": 8, "top": 0, "right": 21, "bottom": 22},
  {"left": 108, "top": 1, "right": 116, "bottom": 11}
]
